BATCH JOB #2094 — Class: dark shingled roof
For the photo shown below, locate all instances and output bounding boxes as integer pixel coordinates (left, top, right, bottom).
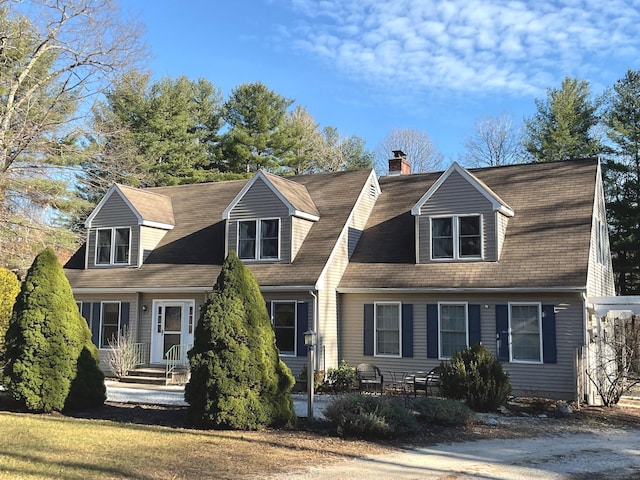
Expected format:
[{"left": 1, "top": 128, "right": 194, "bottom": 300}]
[
  {"left": 339, "top": 158, "right": 598, "bottom": 290},
  {"left": 64, "top": 169, "right": 373, "bottom": 290}
]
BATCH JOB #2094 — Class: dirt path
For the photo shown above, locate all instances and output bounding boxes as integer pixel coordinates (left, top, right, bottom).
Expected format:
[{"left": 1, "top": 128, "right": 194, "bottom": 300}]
[{"left": 262, "top": 427, "right": 640, "bottom": 480}]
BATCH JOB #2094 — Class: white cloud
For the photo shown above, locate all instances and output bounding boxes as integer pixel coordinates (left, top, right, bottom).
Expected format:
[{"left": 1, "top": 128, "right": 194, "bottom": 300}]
[{"left": 282, "top": 0, "right": 640, "bottom": 96}]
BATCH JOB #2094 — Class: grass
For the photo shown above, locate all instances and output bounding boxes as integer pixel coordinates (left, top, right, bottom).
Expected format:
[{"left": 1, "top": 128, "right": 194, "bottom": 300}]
[{"left": 0, "top": 412, "right": 392, "bottom": 479}]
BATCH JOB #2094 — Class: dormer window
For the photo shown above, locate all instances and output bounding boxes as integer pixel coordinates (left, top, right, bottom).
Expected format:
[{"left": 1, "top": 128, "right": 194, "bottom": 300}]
[
  {"left": 96, "top": 227, "right": 131, "bottom": 265},
  {"left": 431, "top": 215, "right": 482, "bottom": 260},
  {"left": 238, "top": 218, "right": 280, "bottom": 260}
]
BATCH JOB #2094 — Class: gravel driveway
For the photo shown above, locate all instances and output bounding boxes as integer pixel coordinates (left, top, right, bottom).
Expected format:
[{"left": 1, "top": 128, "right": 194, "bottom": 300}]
[{"left": 265, "top": 426, "right": 640, "bottom": 479}]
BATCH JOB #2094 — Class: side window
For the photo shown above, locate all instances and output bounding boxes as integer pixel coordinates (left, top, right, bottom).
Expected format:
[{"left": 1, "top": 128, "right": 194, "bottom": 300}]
[
  {"left": 237, "top": 218, "right": 280, "bottom": 260},
  {"left": 96, "top": 229, "right": 112, "bottom": 264},
  {"left": 439, "top": 303, "right": 468, "bottom": 358},
  {"left": 431, "top": 215, "right": 482, "bottom": 260},
  {"left": 238, "top": 220, "right": 257, "bottom": 259},
  {"left": 375, "top": 302, "right": 401, "bottom": 357},
  {"left": 260, "top": 219, "right": 279, "bottom": 259},
  {"left": 100, "top": 302, "right": 121, "bottom": 348},
  {"left": 272, "top": 302, "right": 296, "bottom": 355},
  {"left": 510, "top": 303, "right": 542, "bottom": 363}
]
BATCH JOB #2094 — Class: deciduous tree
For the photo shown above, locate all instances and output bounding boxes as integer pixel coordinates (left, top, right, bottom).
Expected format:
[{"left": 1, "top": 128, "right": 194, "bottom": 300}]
[
  {"left": 375, "top": 128, "right": 443, "bottom": 174},
  {"left": 461, "top": 114, "right": 524, "bottom": 167}
]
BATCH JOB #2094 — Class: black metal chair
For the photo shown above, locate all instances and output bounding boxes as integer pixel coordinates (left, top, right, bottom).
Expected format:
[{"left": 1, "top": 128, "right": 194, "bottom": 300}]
[
  {"left": 412, "top": 366, "right": 442, "bottom": 396},
  {"left": 356, "top": 363, "right": 384, "bottom": 394}
]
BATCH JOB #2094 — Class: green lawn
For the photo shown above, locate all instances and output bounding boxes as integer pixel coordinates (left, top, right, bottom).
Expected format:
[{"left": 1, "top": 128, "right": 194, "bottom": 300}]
[{"left": 0, "top": 412, "right": 389, "bottom": 479}]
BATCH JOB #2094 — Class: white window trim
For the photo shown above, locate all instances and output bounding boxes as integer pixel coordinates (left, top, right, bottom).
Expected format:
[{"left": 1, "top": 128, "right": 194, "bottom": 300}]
[
  {"left": 271, "top": 300, "right": 297, "bottom": 356},
  {"left": 374, "top": 301, "right": 402, "bottom": 358},
  {"left": 430, "top": 214, "right": 483, "bottom": 261},
  {"left": 237, "top": 218, "right": 281, "bottom": 261},
  {"left": 94, "top": 227, "right": 132, "bottom": 266},
  {"left": 99, "top": 301, "right": 121, "bottom": 350},
  {"left": 437, "top": 301, "right": 469, "bottom": 360},
  {"left": 508, "top": 302, "right": 543, "bottom": 364}
]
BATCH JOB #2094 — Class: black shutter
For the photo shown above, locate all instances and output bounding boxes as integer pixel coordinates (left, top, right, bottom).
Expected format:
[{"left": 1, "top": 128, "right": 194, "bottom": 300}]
[
  {"left": 542, "top": 304, "right": 557, "bottom": 363},
  {"left": 496, "top": 304, "right": 509, "bottom": 361},
  {"left": 427, "top": 304, "right": 438, "bottom": 358},
  {"left": 120, "top": 302, "right": 130, "bottom": 334},
  {"left": 363, "top": 304, "right": 374, "bottom": 356},
  {"left": 296, "top": 302, "right": 309, "bottom": 357},
  {"left": 468, "top": 304, "right": 481, "bottom": 346},
  {"left": 91, "top": 302, "right": 101, "bottom": 347},
  {"left": 81, "top": 303, "right": 91, "bottom": 329},
  {"left": 402, "top": 304, "right": 413, "bottom": 358}
]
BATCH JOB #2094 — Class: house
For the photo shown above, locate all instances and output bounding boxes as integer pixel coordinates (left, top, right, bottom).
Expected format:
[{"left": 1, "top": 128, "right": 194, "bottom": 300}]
[{"left": 64, "top": 154, "right": 615, "bottom": 403}]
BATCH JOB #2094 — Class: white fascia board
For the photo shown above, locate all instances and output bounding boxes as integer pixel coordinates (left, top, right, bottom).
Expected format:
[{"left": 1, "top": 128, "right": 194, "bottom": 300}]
[
  {"left": 337, "top": 286, "right": 588, "bottom": 294},
  {"left": 222, "top": 171, "right": 261, "bottom": 219},
  {"left": 140, "top": 220, "right": 175, "bottom": 230},
  {"left": 293, "top": 210, "right": 320, "bottom": 222},
  {"left": 72, "top": 285, "right": 317, "bottom": 295},
  {"left": 85, "top": 184, "right": 143, "bottom": 228}
]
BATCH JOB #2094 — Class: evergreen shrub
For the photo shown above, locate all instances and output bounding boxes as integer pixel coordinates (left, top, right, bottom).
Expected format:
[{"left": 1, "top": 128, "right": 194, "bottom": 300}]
[
  {"left": 185, "top": 252, "right": 296, "bottom": 429},
  {"left": 323, "top": 394, "right": 418, "bottom": 439},
  {"left": 325, "top": 360, "right": 356, "bottom": 392},
  {"left": 3, "top": 248, "right": 104, "bottom": 412},
  {"left": 0, "top": 268, "right": 20, "bottom": 364},
  {"left": 439, "top": 344, "right": 511, "bottom": 412},
  {"left": 411, "top": 397, "right": 475, "bottom": 426}
]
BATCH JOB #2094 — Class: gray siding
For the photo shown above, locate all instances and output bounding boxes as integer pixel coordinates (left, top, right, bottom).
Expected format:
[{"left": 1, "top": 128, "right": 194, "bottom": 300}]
[
  {"left": 228, "top": 177, "right": 292, "bottom": 263},
  {"left": 140, "top": 226, "right": 168, "bottom": 264},
  {"left": 291, "top": 216, "right": 314, "bottom": 262},
  {"left": 88, "top": 192, "right": 140, "bottom": 268},
  {"left": 339, "top": 292, "right": 585, "bottom": 401},
  {"left": 587, "top": 171, "right": 615, "bottom": 296},
  {"left": 417, "top": 170, "right": 496, "bottom": 263}
]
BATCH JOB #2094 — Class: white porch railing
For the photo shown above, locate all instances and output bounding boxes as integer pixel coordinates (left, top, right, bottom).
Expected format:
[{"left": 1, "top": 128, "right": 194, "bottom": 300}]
[
  {"left": 131, "top": 343, "right": 150, "bottom": 366},
  {"left": 165, "top": 344, "right": 192, "bottom": 384}
]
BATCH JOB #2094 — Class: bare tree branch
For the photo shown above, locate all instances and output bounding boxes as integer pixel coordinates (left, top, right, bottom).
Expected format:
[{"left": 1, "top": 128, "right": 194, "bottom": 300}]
[{"left": 374, "top": 128, "right": 443, "bottom": 174}]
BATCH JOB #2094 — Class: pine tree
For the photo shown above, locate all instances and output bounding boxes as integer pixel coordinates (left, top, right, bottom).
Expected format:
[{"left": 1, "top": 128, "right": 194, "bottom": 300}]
[
  {"left": 3, "top": 248, "right": 104, "bottom": 412},
  {"left": 523, "top": 77, "right": 603, "bottom": 162},
  {"left": 185, "top": 252, "right": 295, "bottom": 429},
  {"left": 603, "top": 69, "right": 640, "bottom": 294}
]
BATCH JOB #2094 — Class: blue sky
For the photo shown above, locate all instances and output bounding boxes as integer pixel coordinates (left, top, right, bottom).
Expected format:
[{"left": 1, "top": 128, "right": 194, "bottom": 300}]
[{"left": 121, "top": 0, "right": 640, "bottom": 164}]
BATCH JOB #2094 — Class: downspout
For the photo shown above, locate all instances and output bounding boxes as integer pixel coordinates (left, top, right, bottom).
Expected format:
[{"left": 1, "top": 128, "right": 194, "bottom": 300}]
[
  {"left": 581, "top": 291, "right": 590, "bottom": 405},
  {"left": 309, "top": 289, "right": 318, "bottom": 372}
]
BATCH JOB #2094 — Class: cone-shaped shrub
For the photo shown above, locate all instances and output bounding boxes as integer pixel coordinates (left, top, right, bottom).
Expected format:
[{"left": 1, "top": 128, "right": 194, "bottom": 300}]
[
  {"left": 185, "top": 251, "right": 296, "bottom": 429},
  {"left": 439, "top": 343, "right": 511, "bottom": 412},
  {"left": 0, "top": 268, "right": 20, "bottom": 363},
  {"left": 3, "top": 248, "right": 105, "bottom": 412}
]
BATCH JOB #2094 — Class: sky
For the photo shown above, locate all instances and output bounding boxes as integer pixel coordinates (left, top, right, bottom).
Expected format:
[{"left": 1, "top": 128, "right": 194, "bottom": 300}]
[{"left": 120, "top": 0, "right": 640, "bottom": 165}]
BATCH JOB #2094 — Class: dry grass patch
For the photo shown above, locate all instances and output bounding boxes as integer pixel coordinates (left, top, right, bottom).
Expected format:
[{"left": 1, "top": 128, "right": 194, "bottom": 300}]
[{"left": 0, "top": 412, "right": 394, "bottom": 479}]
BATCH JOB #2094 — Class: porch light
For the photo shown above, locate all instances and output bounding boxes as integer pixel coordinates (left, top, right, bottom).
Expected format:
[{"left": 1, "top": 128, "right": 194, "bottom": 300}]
[{"left": 304, "top": 329, "right": 316, "bottom": 347}]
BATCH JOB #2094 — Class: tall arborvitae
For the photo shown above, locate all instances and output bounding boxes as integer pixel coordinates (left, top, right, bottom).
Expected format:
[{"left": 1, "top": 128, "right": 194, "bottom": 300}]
[
  {"left": 3, "top": 248, "right": 104, "bottom": 412},
  {"left": 0, "top": 268, "right": 20, "bottom": 364},
  {"left": 185, "top": 251, "right": 295, "bottom": 429}
]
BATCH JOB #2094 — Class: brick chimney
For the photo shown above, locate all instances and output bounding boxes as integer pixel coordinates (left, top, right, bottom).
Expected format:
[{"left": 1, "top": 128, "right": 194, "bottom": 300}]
[{"left": 388, "top": 150, "right": 411, "bottom": 175}]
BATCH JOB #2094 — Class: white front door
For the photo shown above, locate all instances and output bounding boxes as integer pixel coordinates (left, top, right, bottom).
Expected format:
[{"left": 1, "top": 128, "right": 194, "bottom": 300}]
[{"left": 150, "top": 300, "right": 195, "bottom": 364}]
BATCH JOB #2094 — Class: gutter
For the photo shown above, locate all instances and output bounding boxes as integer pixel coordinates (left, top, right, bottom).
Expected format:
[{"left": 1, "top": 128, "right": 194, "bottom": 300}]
[
  {"left": 337, "top": 286, "right": 588, "bottom": 294},
  {"left": 73, "top": 285, "right": 316, "bottom": 295}
]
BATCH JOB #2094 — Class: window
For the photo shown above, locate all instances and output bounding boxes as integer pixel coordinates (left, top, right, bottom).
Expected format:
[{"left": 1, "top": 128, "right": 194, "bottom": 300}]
[
  {"left": 238, "top": 219, "right": 280, "bottom": 260},
  {"left": 375, "top": 302, "right": 401, "bottom": 357},
  {"left": 100, "top": 302, "right": 121, "bottom": 348},
  {"left": 596, "top": 219, "right": 608, "bottom": 265},
  {"left": 510, "top": 303, "right": 542, "bottom": 363},
  {"left": 439, "top": 303, "right": 468, "bottom": 358},
  {"left": 272, "top": 302, "right": 296, "bottom": 355},
  {"left": 95, "top": 227, "right": 130, "bottom": 265},
  {"left": 431, "top": 215, "right": 482, "bottom": 260}
]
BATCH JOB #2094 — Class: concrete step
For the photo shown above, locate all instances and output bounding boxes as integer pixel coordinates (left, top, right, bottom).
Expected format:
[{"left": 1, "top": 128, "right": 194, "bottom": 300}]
[
  {"left": 119, "top": 375, "right": 167, "bottom": 386},
  {"left": 127, "top": 367, "right": 166, "bottom": 378}
]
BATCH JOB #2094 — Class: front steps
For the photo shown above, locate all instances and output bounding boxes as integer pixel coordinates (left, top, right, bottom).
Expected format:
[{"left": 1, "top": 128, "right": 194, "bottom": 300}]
[
  {"left": 119, "top": 365, "right": 190, "bottom": 386},
  {"left": 120, "top": 366, "right": 167, "bottom": 386}
]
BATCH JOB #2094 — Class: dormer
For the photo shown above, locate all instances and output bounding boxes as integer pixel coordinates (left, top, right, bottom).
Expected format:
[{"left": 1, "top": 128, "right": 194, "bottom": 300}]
[
  {"left": 411, "top": 162, "right": 514, "bottom": 263},
  {"left": 223, "top": 170, "right": 320, "bottom": 263},
  {"left": 84, "top": 184, "right": 174, "bottom": 268}
]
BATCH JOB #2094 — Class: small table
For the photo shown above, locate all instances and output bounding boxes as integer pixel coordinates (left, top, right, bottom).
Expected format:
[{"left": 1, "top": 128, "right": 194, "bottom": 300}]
[{"left": 385, "top": 371, "right": 410, "bottom": 393}]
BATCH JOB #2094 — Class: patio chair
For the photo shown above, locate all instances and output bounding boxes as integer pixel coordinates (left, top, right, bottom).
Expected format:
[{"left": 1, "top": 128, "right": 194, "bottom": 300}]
[
  {"left": 412, "top": 366, "right": 442, "bottom": 396},
  {"left": 356, "top": 363, "right": 384, "bottom": 394}
]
